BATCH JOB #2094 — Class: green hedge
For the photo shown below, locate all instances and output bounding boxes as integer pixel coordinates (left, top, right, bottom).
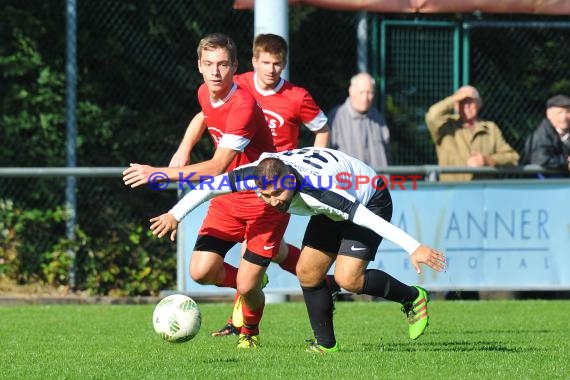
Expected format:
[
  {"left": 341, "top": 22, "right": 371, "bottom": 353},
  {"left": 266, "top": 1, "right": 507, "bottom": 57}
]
[{"left": 0, "top": 199, "right": 176, "bottom": 296}]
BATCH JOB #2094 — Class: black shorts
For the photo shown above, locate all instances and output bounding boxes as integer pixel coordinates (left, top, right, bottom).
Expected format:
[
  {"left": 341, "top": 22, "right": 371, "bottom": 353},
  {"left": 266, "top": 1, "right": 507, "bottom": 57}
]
[{"left": 301, "top": 185, "right": 393, "bottom": 262}]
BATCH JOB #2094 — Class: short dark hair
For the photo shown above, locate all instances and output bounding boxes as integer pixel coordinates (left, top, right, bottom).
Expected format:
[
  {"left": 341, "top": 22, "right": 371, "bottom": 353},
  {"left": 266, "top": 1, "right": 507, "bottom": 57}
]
[{"left": 254, "top": 157, "right": 291, "bottom": 188}]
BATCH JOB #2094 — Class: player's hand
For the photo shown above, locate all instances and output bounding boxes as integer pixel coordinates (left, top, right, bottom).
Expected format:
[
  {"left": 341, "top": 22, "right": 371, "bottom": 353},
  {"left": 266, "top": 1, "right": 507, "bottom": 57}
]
[
  {"left": 123, "top": 163, "right": 159, "bottom": 188},
  {"left": 169, "top": 151, "right": 190, "bottom": 168},
  {"left": 150, "top": 213, "right": 178, "bottom": 241},
  {"left": 410, "top": 245, "right": 447, "bottom": 274}
]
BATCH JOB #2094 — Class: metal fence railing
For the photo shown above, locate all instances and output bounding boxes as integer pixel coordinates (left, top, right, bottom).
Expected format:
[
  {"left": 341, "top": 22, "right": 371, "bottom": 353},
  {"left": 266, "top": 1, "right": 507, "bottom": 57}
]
[{"left": 2, "top": 1, "right": 570, "bottom": 293}]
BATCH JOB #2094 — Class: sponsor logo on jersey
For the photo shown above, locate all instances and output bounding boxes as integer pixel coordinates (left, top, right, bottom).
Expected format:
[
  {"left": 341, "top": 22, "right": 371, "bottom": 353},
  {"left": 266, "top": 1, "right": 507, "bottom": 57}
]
[
  {"left": 263, "top": 109, "right": 285, "bottom": 135},
  {"left": 207, "top": 127, "right": 223, "bottom": 145}
]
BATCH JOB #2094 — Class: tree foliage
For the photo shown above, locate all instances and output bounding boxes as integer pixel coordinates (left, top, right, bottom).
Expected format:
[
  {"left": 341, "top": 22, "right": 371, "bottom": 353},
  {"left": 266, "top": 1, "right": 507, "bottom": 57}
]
[{"left": 2, "top": 1, "right": 570, "bottom": 294}]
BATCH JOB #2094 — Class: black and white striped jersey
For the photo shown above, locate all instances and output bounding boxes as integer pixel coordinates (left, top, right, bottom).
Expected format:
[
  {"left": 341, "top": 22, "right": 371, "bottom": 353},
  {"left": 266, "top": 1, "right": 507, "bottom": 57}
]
[
  {"left": 231, "top": 148, "right": 378, "bottom": 221},
  {"left": 170, "top": 147, "right": 421, "bottom": 254}
]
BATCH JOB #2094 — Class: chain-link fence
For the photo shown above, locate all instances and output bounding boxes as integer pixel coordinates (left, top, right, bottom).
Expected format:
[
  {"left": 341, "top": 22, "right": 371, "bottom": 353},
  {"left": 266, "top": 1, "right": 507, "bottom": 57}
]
[
  {"left": 377, "top": 16, "right": 570, "bottom": 165},
  {"left": 379, "top": 20, "right": 459, "bottom": 165},
  {"left": 468, "top": 21, "right": 570, "bottom": 154},
  {"left": 2, "top": 1, "right": 569, "bottom": 293},
  {"left": 0, "top": 1, "right": 361, "bottom": 293}
]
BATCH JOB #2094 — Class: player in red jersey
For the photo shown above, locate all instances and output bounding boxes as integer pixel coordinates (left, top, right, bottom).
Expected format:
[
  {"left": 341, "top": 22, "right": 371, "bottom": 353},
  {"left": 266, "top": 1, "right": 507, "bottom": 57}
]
[
  {"left": 123, "top": 33, "right": 289, "bottom": 349},
  {"left": 169, "top": 34, "right": 329, "bottom": 164},
  {"left": 169, "top": 34, "right": 337, "bottom": 337}
]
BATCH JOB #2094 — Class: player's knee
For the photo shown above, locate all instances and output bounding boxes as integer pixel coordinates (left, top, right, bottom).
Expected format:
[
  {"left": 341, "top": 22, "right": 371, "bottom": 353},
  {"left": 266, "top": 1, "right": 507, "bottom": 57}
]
[
  {"left": 236, "top": 282, "right": 256, "bottom": 297},
  {"left": 189, "top": 271, "right": 208, "bottom": 284},
  {"left": 297, "top": 267, "right": 325, "bottom": 287},
  {"left": 334, "top": 275, "right": 362, "bottom": 294},
  {"left": 189, "top": 266, "right": 214, "bottom": 285},
  {"left": 295, "top": 265, "right": 311, "bottom": 283}
]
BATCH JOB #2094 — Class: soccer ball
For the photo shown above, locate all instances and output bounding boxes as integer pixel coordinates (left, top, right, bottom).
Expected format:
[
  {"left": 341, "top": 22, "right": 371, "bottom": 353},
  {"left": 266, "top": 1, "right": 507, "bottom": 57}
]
[{"left": 152, "top": 294, "right": 201, "bottom": 343}]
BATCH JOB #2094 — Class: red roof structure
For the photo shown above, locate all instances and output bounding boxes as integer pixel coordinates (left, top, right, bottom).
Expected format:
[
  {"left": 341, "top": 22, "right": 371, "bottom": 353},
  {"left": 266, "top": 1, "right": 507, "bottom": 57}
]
[{"left": 234, "top": 0, "right": 570, "bottom": 15}]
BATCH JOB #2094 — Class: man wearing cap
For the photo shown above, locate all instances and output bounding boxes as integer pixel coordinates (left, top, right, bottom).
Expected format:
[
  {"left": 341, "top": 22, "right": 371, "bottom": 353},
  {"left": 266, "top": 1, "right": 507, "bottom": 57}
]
[
  {"left": 425, "top": 85, "right": 520, "bottom": 181},
  {"left": 524, "top": 94, "right": 570, "bottom": 175}
]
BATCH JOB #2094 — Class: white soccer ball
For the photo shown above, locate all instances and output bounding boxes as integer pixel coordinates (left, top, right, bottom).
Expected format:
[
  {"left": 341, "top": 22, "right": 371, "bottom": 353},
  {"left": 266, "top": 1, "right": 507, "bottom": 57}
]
[{"left": 152, "top": 294, "right": 201, "bottom": 343}]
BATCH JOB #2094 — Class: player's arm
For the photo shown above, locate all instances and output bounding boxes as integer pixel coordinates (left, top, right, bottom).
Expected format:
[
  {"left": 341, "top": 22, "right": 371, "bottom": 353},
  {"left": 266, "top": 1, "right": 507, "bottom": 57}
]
[
  {"left": 169, "top": 112, "right": 207, "bottom": 167},
  {"left": 171, "top": 99, "right": 258, "bottom": 179},
  {"left": 298, "top": 90, "right": 330, "bottom": 148},
  {"left": 125, "top": 97, "right": 257, "bottom": 187},
  {"left": 351, "top": 204, "right": 447, "bottom": 273},
  {"left": 301, "top": 185, "right": 446, "bottom": 273},
  {"left": 150, "top": 165, "right": 258, "bottom": 240},
  {"left": 299, "top": 182, "right": 423, "bottom": 254},
  {"left": 123, "top": 147, "right": 239, "bottom": 188},
  {"left": 312, "top": 124, "right": 330, "bottom": 148},
  {"left": 149, "top": 174, "right": 231, "bottom": 241}
]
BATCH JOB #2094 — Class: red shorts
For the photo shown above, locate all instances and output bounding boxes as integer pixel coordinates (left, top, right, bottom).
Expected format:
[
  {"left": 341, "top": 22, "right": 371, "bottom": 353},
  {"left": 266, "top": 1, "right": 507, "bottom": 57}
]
[{"left": 198, "top": 191, "right": 290, "bottom": 258}]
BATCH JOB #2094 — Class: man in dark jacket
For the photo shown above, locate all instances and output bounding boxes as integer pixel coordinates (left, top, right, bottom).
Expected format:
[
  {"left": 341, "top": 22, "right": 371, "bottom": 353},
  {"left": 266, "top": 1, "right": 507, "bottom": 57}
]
[{"left": 524, "top": 94, "right": 570, "bottom": 176}]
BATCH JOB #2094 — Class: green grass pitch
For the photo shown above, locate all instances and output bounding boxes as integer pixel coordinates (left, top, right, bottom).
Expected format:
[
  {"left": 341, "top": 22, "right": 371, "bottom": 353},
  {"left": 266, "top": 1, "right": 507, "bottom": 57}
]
[{"left": 1, "top": 300, "right": 569, "bottom": 379}]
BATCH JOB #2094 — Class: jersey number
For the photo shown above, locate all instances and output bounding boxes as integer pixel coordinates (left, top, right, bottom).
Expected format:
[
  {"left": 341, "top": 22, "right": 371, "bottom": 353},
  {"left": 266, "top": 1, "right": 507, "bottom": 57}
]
[{"left": 281, "top": 148, "right": 338, "bottom": 169}]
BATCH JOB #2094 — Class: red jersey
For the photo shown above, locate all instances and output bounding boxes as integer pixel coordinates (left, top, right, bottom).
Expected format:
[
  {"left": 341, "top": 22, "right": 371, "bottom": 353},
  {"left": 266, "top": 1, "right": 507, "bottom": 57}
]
[
  {"left": 234, "top": 72, "right": 327, "bottom": 151},
  {"left": 196, "top": 82, "right": 287, "bottom": 258},
  {"left": 198, "top": 83, "right": 276, "bottom": 171}
]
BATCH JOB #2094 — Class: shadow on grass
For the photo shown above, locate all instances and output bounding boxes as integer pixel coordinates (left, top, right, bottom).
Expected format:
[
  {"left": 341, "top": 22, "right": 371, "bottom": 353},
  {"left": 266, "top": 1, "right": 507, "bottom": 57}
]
[
  {"left": 367, "top": 341, "right": 540, "bottom": 353},
  {"left": 201, "top": 357, "right": 240, "bottom": 364},
  {"left": 437, "top": 329, "right": 553, "bottom": 335}
]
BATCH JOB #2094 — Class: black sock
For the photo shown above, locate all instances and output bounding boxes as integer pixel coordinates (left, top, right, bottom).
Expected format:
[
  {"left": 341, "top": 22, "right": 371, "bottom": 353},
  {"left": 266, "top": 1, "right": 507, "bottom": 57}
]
[
  {"left": 361, "top": 269, "right": 419, "bottom": 304},
  {"left": 301, "top": 281, "right": 336, "bottom": 348}
]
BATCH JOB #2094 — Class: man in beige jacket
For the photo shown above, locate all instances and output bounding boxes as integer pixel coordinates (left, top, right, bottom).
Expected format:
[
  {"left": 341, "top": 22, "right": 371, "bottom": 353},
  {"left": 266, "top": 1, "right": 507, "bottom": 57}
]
[{"left": 425, "top": 85, "right": 519, "bottom": 181}]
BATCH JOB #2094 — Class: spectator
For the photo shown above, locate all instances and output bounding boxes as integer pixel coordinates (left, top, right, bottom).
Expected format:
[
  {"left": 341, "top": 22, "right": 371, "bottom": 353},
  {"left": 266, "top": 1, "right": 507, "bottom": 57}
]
[
  {"left": 329, "top": 72, "right": 392, "bottom": 169},
  {"left": 426, "top": 85, "right": 520, "bottom": 301},
  {"left": 519, "top": 94, "right": 570, "bottom": 299},
  {"left": 425, "top": 85, "right": 519, "bottom": 181},
  {"left": 523, "top": 94, "right": 570, "bottom": 176}
]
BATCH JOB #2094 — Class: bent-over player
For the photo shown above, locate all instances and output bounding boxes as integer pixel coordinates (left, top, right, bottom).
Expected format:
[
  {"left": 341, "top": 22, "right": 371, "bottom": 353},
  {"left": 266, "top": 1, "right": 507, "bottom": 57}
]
[{"left": 149, "top": 147, "right": 447, "bottom": 353}]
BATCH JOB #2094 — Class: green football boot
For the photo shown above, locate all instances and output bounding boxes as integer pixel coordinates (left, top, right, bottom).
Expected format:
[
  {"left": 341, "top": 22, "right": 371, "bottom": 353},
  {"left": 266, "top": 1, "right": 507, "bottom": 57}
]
[
  {"left": 403, "top": 285, "right": 430, "bottom": 340},
  {"left": 306, "top": 339, "right": 340, "bottom": 353}
]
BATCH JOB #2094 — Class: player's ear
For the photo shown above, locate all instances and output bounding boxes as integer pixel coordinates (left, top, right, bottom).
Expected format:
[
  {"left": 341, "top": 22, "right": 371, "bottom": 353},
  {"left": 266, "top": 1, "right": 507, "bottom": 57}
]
[{"left": 197, "top": 60, "right": 203, "bottom": 74}]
